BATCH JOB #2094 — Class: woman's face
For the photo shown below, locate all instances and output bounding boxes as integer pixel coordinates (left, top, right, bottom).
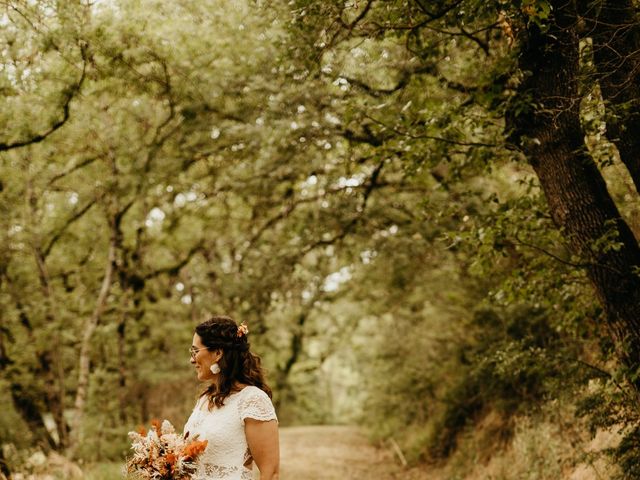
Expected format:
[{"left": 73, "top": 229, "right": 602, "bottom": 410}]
[{"left": 190, "top": 333, "right": 221, "bottom": 382}]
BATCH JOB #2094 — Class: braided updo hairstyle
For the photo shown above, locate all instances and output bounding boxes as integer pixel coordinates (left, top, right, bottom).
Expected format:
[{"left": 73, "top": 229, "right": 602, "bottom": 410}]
[{"left": 195, "top": 315, "right": 272, "bottom": 409}]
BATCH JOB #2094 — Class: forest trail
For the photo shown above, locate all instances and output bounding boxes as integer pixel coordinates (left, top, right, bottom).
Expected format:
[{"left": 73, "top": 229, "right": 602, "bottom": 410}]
[{"left": 270, "top": 425, "right": 429, "bottom": 480}]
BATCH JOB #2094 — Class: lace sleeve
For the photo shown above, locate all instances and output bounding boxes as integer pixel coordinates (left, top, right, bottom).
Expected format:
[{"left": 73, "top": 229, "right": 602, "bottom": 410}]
[{"left": 238, "top": 387, "right": 278, "bottom": 423}]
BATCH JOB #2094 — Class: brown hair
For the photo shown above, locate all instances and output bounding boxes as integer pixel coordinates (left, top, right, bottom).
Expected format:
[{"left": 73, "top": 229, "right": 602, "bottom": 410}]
[{"left": 195, "top": 315, "right": 272, "bottom": 409}]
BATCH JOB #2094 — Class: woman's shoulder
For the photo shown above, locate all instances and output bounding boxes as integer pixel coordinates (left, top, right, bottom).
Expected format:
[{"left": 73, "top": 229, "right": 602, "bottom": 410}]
[
  {"left": 236, "top": 385, "right": 268, "bottom": 397},
  {"left": 235, "top": 385, "right": 277, "bottom": 422}
]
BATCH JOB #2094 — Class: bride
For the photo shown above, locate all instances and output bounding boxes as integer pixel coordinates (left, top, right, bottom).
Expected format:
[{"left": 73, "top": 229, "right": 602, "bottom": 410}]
[{"left": 184, "top": 316, "right": 279, "bottom": 480}]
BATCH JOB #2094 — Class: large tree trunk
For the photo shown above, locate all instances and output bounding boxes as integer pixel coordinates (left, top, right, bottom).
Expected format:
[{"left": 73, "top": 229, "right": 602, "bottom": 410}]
[
  {"left": 591, "top": 0, "right": 640, "bottom": 191},
  {"left": 508, "top": 0, "right": 640, "bottom": 381}
]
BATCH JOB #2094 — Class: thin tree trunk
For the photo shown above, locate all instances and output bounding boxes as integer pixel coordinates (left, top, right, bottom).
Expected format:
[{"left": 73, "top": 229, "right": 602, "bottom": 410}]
[
  {"left": 117, "top": 311, "right": 128, "bottom": 423},
  {"left": 0, "top": 322, "right": 57, "bottom": 452},
  {"left": 2, "top": 299, "right": 62, "bottom": 451},
  {"left": 0, "top": 443, "right": 10, "bottom": 478},
  {"left": 69, "top": 234, "right": 116, "bottom": 456},
  {"left": 591, "top": 0, "right": 640, "bottom": 191},
  {"left": 508, "top": 0, "right": 640, "bottom": 382},
  {"left": 28, "top": 182, "right": 69, "bottom": 449},
  {"left": 274, "top": 307, "right": 313, "bottom": 412},
  {"left": 9, "top": 383, "right": 57, "bottom": 452}
]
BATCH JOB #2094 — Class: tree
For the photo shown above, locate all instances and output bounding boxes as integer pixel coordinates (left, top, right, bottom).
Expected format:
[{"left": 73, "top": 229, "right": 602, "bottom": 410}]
[
  {"left": 3, "top": 0, "right": 640, "bottom": 474},
  {"left": 0, "top": 0, "right": 431, "bottom": 462},
  {"left": 508, "top": 0, "right": 640, "bottom": 390},
  {"left": 283, "top": 0, "right": 640, "bottom": 471},
  {"left": 287, "top": 0, "right": 640, "bottom": 387}
]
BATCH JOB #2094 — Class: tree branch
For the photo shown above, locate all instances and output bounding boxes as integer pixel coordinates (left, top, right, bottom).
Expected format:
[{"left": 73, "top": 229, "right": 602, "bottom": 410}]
[
  {"left": 300, "top": 160, "right": 385, "bottom": 256},
  {"left": 348, "top": 0, "right": 375, "bottom": 29},
  {"left": 413, "top": 0, "right": 463, "bottom": 20},
  {"left": 143, "top": 241, "right": 204, "bottom": 280},
  {"left": 42, "top": 199, "right": 97, "bottom": 259},
  {"left": 513, "top": 233, "right": 589, "bottom": 269},
  {"left": 48, "top": 156, "right": 100, "bottom": 186},
  {"left": 0, "top": 42, "right": 88, "bottom": 152},
  {"left": 364, "top": 114, "right": 500, "bottom": 147},
  {"left": 343, "top": 124, "right": 387, "bottom": 146},
  {"left": 339, "top": 63, "right": 438, "bottom": 98},
  {"left": 457, "top": 22, "right": 490, "bottom": 55}
]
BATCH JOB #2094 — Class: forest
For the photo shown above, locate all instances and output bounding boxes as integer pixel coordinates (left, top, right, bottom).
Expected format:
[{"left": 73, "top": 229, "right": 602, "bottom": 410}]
[{"left": 1, "top": 0, "right": 640, "bottom": 478}]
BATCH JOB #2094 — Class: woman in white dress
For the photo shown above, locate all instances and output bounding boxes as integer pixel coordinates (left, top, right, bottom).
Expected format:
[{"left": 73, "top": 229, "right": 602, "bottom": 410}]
[{"left": 184, "top": 315, "right": 279, "bottom": 480}]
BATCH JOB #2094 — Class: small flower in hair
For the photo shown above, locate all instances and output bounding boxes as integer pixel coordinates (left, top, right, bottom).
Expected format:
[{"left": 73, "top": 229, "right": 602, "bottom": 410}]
[{"left": 237, "top": 322, "right": 249, "bottom": 337}]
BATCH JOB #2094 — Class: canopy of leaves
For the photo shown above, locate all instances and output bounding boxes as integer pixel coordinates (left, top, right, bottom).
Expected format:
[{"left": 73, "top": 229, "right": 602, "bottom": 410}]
[{"left": 1, "top": 0, "right": 638, "bottom": 477}]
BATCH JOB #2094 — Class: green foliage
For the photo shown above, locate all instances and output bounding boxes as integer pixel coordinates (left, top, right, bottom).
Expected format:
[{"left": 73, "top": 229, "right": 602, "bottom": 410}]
[
  {"left": 1, "top": 0, "right": 639, "bottom": 477},
  {"left": 366, "top": 300, "right": 590, "bottom": 463},
  {"left": 576, "top": 375, "right": 640, "bottom": 480},
  {"left": 520, "top": 0, "right": 552, "bottom": 26},
  {"left": 0, "top": 380, "right": 33, "bottom": 451},
  {"left": 610, "top": 426, "right": 640, "bottom": 480}
]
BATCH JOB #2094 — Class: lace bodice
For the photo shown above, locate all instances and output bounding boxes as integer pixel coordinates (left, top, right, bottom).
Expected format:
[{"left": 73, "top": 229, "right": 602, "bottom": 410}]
[{"left": 183, "top": 386, "right": 278, "bottom": 480}]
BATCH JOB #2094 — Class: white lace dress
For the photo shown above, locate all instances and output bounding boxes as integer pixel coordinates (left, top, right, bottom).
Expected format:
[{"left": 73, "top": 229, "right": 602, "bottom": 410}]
[{"left": 183, "top": 386, "right": 278, "bottom": 480}]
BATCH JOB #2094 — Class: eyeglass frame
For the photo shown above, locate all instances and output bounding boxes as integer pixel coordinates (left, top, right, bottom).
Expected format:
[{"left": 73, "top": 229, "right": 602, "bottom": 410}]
[{"left": 189, "top": 346, "right": 209, "bottom": 359}]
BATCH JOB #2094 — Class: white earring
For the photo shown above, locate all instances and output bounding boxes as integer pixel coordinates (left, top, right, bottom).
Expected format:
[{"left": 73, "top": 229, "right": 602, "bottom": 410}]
[{"left": 210, "top": 363, "right": 221, "bottom": 374}]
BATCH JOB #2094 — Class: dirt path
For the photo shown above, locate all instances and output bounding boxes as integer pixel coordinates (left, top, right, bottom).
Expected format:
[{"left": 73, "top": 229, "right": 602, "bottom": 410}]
[{"left": 271, "top": 425, "right": 427, "bottom": 480}]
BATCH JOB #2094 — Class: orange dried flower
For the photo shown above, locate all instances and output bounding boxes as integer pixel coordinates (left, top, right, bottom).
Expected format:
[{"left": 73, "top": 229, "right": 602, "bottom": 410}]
[
  {"left": 150, "top": 418, "right": 162, "bottom": 435},
  {"left": 128, "top": 419, "right": 207, "bottom": 480},
  {"left": 181, "top": 439, "right": 208, "bottom": 461},
  {"left": 136, "top": 425, "right": 147, "bottom": 436}
]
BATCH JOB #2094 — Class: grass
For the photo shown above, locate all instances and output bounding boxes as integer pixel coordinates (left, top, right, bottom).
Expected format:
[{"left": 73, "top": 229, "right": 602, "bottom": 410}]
[{"left": 83, "top": 462, "right": 125, "bottom": 480}]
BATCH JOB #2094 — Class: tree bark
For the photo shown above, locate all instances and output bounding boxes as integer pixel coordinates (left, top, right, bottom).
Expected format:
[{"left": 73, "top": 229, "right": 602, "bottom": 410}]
[
  {"left": 38, "top": 349, "right": 68, "bottom": 448},
  {"left": 0, "top": 444, "right": 10, "bottom": 477},
  {"left": 273, "top": 310, "right": 308, "bottom": 412},
  {"left": 28, "top": 181, "right": 69, "bottom": 449},
  {"left": 68, "top": 234, "right": 116, "bottom": 456},
  {"left": 0, "top": 323, "right": 57, "bottom": 452},
  {"left": 117, "top": 312, "right": 128, "bottom": 423},
  {"left": 591, "top": 0, "right": 640, "bottom": 191},
  {"left": 9, "top": 383, "right": 57, "bottom": 452},
  {"left": 509, "top": 0, "right": 640, "bottom": 382}
]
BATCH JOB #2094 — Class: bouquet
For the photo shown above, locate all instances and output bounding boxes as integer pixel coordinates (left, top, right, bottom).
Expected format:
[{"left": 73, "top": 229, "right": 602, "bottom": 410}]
[{"left": 126, "top": 419, "right": 208, "bottom": 479}]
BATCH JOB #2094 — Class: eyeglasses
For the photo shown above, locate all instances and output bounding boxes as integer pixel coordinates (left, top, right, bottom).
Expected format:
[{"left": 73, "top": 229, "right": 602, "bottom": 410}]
[{"left": 190, "top": 346, "right": 208, "bottom": 359}]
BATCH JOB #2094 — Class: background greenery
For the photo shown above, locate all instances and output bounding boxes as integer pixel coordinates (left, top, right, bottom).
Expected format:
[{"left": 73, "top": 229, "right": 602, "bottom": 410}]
[{"left": 1, "top": 0, "right": 639, "bottom": 478}]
